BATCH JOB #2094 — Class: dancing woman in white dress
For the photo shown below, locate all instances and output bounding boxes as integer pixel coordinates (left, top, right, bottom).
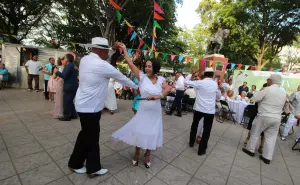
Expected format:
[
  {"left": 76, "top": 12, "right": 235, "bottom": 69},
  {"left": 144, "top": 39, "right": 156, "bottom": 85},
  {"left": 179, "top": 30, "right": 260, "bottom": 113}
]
[
  {"left": 112, "top": 42, "right": 170, "bottom": 168},
  {"left": 104, "top": 78, "right": 117, "bottom": 114}
]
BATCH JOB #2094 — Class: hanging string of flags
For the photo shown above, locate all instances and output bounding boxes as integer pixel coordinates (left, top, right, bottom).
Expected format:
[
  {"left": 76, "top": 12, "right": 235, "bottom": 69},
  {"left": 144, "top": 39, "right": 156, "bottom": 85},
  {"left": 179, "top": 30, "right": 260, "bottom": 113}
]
[{"left": 152, "top": 0, "right": 165, "bottom": 51}]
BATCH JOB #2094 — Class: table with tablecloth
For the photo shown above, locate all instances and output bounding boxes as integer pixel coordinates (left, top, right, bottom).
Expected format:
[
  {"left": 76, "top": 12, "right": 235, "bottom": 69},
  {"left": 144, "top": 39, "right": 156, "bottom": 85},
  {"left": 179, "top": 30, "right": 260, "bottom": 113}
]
[{"left": 226, "top": 99, "right": 248, "bottom": 123}]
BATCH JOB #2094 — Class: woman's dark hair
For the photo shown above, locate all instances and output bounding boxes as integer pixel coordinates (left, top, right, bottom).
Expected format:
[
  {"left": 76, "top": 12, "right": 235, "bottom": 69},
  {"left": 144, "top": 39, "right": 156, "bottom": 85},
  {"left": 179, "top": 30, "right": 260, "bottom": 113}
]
[
  {"left": 51, "top": 65, "right": 56, "bottom": 75},
  {"left": 146, "top": 59, "right": 161, "bottom": 75},
  {"left": 252, "top": 85, "right": 256, "bottom": 89},
  {"left": 57, "top": 57, "right": 62, "bottom": 66},
  {"left": 65, "top": 54, "right": 74, "bottom": 63}
]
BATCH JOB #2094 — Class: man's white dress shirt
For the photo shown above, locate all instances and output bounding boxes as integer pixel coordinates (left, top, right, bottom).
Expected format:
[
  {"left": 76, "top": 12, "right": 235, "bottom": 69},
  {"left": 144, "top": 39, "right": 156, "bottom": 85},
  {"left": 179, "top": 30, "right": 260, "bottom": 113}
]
[
  {"left": 184, "top": 88, "right": 196, "bottom": 99},
  {"left": 253, "top": 84, "right": 286, "bottom": 119},
  {"left": 175, "top": 75, "right": 185, "bottom": 91},
  {"left": 184, "top": 74, "right": 221, "bottom": 114},
  {"left": 25, "top": 60, "right": 43, "bottom": 75},
  {"left": 75, "top": 53, "right": 138, "bottom": 113}
]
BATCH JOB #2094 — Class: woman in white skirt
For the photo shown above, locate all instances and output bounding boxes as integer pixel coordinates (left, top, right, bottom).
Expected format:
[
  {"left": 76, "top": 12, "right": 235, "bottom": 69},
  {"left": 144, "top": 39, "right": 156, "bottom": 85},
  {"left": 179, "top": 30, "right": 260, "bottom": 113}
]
[
  {"left": 105, "top": 78, "right": 117, "bottom": 114},
  {"left": 112, "top": 42, "right": 170, "bottom": 168}
]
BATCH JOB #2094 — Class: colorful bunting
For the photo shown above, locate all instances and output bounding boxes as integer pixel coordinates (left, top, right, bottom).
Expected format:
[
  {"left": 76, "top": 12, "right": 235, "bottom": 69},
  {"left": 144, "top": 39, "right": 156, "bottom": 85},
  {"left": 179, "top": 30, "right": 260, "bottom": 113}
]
[
  {"left": 125, "top": 20, "right": 133, "bottom": 28},
  {"left": 142, "top": 45, "right": 148, "bottom": 50},
  {"left": 171, "top": 55, "right": 176, "bottom": 61},
  {"left": 154, "top": 1, "right": 165, "bottom": 14},
  {"left": 116, "top": 11, "right": 122, "bottom": 23},
  {"left": 194, "top": 58, "right": 198, "bottom": 65},
  {"left": 143, "top": 50, "right": 148, "bottom": 56},
  {"left": 136, "top": 50, "right": 141, "bottom": 55},
  {"left": 109, "top": 0, "right": 122, "bottom": 10},
  {"left": 237, "top": 64, "right": 242, "bottom": 70},
  {"left": 178, "top": 56, "right": 184, "bottom": 63},
  {"left": 138, "top": 38, "right": 144, "bottom": 48},
  {"left": 216, "top": 62, "right": 221, "bottom": 67},
  {"left": 276, "top": 69, "right": 281, "bottom": 72},
  {"left": 155, "top": 52, "right": 160, "bottom": 58},
  {"left": 70, "top": 42, "right": 76, "bottom": 47},
  {"left": 162, "top": 53, "right": 168, "bottom": 60},
  {"left": 185, "top": 57, "right": 191, "bottom": 63},
  {"left": 154, "top": 20, "right": 162, "bottom": 29},
  {"left": 230, "top": 63, "right": 236, "bottom": 70},
  {"left": 153, "top": 27, "right": 157, "bottom": 38},
  {"left": 209, "top": 60, "right": 213, "bottom": 67},
  {"left": 130, "top": 32, "right": 137, "bottom": 41},
  {"left": 244, "top": 65, "right": 249, "bottom": 71},
  {"left": 154, "top": 12, "right": 165, "bottom": 20},
  {"left": 127, "top": 48, "right": 132, "bottom": 56},
  {"left": 128, "top": 27, "right": 133, "bottom": 35},
  {"left": 250, "top": 66, "right": 256, "bottom": 70}
]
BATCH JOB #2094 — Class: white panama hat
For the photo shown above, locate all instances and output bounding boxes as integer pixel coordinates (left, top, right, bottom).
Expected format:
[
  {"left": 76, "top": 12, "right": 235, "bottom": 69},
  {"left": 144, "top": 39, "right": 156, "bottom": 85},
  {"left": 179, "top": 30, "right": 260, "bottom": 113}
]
[
  {"left": 84, "top": 37, "right": 110, "bottom": 49},
  {"left": 204, "top": 67, "right": 214, "bottom": 73}
]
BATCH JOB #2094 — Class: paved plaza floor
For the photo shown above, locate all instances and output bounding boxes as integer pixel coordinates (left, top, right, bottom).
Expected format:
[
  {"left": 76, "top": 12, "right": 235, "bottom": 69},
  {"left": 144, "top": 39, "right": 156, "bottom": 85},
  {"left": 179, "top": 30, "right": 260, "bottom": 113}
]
[{"left": 0, "top": 89, "right": 300, "bottom": 185}]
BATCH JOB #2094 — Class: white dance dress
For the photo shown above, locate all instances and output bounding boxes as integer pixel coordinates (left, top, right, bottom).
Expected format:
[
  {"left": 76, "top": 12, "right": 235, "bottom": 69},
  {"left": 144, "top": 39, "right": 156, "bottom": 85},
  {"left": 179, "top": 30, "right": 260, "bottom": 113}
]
[
  {"left": 105, "top": 78, "right": 117, "bottom": 111},
  {"left": 112, "top": 73, "right": 165, "bottom": 150}
]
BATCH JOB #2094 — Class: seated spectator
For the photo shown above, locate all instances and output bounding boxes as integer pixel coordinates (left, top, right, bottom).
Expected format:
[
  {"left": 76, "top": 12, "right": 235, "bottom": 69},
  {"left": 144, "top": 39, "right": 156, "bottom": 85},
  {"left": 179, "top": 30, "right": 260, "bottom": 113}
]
[
  {"left": 226, "top": 89, "right": 235, "bottom": 100},
  {"left": 237, "top": 91, "right": 249, "bottom": 101},
  {"left": 247, "top": 85, "right": 257, "bottom": 98},
  {"left": 0, "top": 63, "right": 9, "bottom": 89}
]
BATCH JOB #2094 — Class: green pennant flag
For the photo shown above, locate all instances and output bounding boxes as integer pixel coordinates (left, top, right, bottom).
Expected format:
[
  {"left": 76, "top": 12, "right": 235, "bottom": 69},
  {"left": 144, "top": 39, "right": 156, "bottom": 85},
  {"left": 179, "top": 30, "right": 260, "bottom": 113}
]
[
  {"left": 162, "top": 53, "right": 168, "bottom": 60},
  {"left": 116, "top": 11, "right": 122, "bottom": 23},
  {"left": 149, "top": 51, "right": 154, "bottom": 58},
  {"left": 142, "top": 44, "right": 148, "bottom": 50},
  {"left": 262, "top": 67, "right": 267, "bottom": 71},
  {"left": 217, "top": 61, "right": 221, "bottom": 66},
  {"left": 154, "top": 20, "right": 162, "bottom": 29}
]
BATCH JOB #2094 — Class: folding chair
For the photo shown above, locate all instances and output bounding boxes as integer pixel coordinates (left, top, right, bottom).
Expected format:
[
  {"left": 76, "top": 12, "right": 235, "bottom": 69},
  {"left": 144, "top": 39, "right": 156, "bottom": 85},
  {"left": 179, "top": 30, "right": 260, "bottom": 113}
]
[
  {"left": 292, "top": 139, "right": 300, "bottom": 151},
  {"left": 181, "top": 94, "right": 190, "bottom": 115},
  {"left": 278, "top": 112, "right": 294, "bottom": 137},
  {"left": 216, "top": 100, "right": 236, "bottom": 124},
  {"left": 241, "top": 105, "right": 257, "bottom": 125}
]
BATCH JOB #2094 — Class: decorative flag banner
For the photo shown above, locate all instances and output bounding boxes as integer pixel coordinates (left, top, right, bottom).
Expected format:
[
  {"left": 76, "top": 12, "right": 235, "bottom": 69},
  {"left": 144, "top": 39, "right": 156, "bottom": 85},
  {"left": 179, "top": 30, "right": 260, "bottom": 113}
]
[
  {"left": 185, "top": 56, "right": 190, "bottom": 63},
  {"left": 127, "top": 49, "right": 132, "bottom": 56},
  {"left": 244, "top": 65, "right": 249, "bottom": 71},
  {"left": 269, "top": 68, "right": 274, "bottom": 71},
  {"left": 276, "top": 69, "right": 281, "bottom": 72},
  {"left": 162, "top": 53, "right": 168, "bottom": 60},
  {"left": 70, "top": 42, "right": 76, "bottom": 47},
  {"left": 237, "top": 64, "right": 242, "bottom": 70},
  {"left": 178, "top": 56, "right": 184, "bottom": 63},
  {"left": 154, "top": 12, "right": 165, "bottom": 20},
  {"left": 154, "top": 1, "right": 165, "bottom": 14},
  {"left": 216, "top": 61, "right": 221, "bottom": 66},
  {"left": 250, "top": 66, "right": 256, "bottom": 70},
  {"left": 136, "top": 50, "right": 141, "bottom": 55},
  {"left": 109, "top": 0, "right": 122, "bottom": 10},
  {"left": 230, "top": 63, "right": 236, "bottom": 70},
  {"left": 143, "top": 50, "right": 148, "bottom": 56},
  {"left": 209, "top": 60, "right": 213, "bottom": 67},
  {"left": 130, "top": 32, "right": 137, "bottom": 41},
  {"left": 142, "top": 45, "right": 148, "bottom": 50},
  {"left": 171, "top": 55, "right": 176, "bottom": 61},
  {"left": 153, "top": 27, "right": 157, "bottom": 38},
  {"left": 128, "top": 27, "right": 133, "bottom": 35},
  {"left": 223, "top": 62, "right": 228, "bottom": 71},
  {"left": 152, "top": 38, "right": 156, "bottom": 46},
  {"left": 125, "top": 20, "right": 133, "bottom": 27},
  {"left": 154, "top": 20, "right": 162, "bottom": 29},
  {"left": 116, "top": 11, "right": 122, "bottom": 23},
  {"left": 194, "top": 58, "right": 198, "bottom": 65},
  {"left": 138, "top": 38, "right": 144, "bottom": 48},
  {"left": 119, "top": 48, "right": 123, "bottom": 54},
  {"left": 155, "top": 52, "right": 159, "bottom": 58},
  {"left": 201, "top": 59, "right": 205, "bottom": 66}
]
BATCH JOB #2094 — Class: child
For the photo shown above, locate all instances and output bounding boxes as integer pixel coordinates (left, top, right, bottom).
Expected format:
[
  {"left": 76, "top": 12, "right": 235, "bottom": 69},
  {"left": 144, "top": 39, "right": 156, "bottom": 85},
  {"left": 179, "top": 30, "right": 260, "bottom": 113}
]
[{"left": 47, "top": 65, "right": 57, "bottom": 101}]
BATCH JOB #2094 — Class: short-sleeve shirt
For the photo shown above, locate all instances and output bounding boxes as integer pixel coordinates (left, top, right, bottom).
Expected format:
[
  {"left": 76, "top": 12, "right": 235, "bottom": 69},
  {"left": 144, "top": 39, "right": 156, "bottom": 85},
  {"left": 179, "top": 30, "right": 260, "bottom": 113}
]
[
  {"left": 0, "top": 68, "right": 8, "bottom": 80},
  {"left": 25, "top": 60, "right": 43, "bottom": 75},
  {"left": 44, "top": 63, "right": 53, "bottom": 80}
]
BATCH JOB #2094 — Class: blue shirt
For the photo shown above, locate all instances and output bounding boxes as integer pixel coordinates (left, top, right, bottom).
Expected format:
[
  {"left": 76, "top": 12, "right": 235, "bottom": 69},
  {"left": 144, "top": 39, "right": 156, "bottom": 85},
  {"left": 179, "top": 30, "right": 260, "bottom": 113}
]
[
  {"left": 44, "top": 63, "right": 53, "bottom": 80},
  {"left": 0, "top": 68, "right": 8, "bottom": 80}
]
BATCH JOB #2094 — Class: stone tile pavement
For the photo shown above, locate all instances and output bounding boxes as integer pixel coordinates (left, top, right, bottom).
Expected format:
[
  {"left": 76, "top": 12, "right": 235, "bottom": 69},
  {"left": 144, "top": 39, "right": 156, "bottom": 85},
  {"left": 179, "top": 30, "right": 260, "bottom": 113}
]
[{"left": 0, "top": 89, "right": 300, "bottom": 185}]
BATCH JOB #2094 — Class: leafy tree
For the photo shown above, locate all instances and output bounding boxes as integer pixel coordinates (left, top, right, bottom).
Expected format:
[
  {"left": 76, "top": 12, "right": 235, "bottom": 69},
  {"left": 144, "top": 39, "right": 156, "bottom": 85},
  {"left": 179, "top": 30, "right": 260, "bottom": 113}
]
[
  {"left": 0, "top": 0, "right": 53, "bottom": 43},
  {"left": 197, "top": 0, "right": 300, "bottom": 69}
]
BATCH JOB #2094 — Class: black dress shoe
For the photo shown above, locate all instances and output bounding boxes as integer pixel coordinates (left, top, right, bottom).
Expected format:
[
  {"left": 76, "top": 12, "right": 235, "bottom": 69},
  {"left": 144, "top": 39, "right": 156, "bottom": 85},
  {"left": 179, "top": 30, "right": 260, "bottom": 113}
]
[
  {"left": 198, "top": 151, "right": 206, "bottom": 156},
  {"left": 260, "top": 155, "right": 270, "bottom": 164},
  {"left": 242, "top": 148, "right": 255, "bottom": 157},
  {"left": 59, "top": 117, "right": 71, "bottom": 121},
  {"left": 165, "top": 111, "right": 173, "bottom": 115},
  {"left": 175, "top": 113, "right": 182, "bottom": 117}
]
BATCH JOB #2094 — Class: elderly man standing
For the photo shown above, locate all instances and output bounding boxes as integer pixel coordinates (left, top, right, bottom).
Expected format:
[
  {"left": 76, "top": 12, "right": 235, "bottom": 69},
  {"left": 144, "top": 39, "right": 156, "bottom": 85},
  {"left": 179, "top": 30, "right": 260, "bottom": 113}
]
[
  {"left": 25, "top": 55, "right": 43, "bottom": 92},
  {"left": 185, "top": 68, "right": 221, "bottom": 155},
  {"left": 243, "top": 74, "right": 286, "bottom": 164},
  {"left": 68, "top": 37, "right": 138, "bottom": 177}
]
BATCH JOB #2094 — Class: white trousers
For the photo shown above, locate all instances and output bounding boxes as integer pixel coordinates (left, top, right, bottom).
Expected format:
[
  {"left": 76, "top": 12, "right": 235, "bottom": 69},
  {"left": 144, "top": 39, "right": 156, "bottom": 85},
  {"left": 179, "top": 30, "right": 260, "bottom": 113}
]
[
  {"left": 283, "top": 114, "right": 296, "bottom": 137},
  {"left": 246, "top": 116, "right": 280, "bottom": 160}
]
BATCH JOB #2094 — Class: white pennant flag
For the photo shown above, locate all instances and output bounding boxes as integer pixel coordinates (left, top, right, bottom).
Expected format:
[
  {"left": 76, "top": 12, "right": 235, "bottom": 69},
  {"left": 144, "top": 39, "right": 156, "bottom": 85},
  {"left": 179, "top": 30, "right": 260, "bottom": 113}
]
[
  {"left": 194, "top": 58, "right": 198, "bottom": 65},
  {"left": 143, "top": 50, "right": 148, "bottom": 56}
]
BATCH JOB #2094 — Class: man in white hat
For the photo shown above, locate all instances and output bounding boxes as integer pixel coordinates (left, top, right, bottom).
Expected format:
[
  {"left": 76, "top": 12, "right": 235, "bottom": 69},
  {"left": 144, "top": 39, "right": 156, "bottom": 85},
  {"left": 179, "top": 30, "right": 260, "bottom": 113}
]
[
  {"left": 243, "top": 74, "right": 286, "bottom": 164},
  {"left": 185, "top": 67, "right": 221, "bottom": 155},
  {"left": 68, "top": 37, "right": 138, "bottom": 177}
]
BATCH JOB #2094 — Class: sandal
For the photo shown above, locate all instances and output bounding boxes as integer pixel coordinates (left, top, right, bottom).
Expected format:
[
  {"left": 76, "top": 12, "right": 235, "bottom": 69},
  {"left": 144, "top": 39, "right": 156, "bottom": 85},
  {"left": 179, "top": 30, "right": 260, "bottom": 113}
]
[{"left": 144, "top": 153, "right": 151, "bottom": 169}]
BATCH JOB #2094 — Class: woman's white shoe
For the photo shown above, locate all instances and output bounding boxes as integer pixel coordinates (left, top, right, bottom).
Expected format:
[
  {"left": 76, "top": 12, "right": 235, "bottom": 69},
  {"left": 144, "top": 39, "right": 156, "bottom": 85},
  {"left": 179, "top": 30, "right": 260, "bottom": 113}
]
[
  {"left": 88, "top": 169, "right": 108, "bottom": 177},
  {"left": 70, "top": 167, "right": 87, "bottom": 174}
]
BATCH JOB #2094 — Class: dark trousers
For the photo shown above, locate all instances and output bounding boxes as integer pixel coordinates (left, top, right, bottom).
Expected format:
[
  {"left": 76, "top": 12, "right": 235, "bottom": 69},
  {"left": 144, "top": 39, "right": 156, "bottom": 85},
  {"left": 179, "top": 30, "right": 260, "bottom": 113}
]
[
  {"left": 68, "top": 112, "right": 102, "bottom": 174},
  {"left": 28, "top": 74, "right": 39, "bottom": 90},
  {"left": 63, "top": 91, "right": 77, "bottom": 118},
  {"left": 189, "top": 111, "right": 215, "bottom": 153},
  {"left": 170, "top": 90, "right": 184, "bottom": 114},
  {"left": 44, "top": 80, "right": 49, "bottom": 99}
]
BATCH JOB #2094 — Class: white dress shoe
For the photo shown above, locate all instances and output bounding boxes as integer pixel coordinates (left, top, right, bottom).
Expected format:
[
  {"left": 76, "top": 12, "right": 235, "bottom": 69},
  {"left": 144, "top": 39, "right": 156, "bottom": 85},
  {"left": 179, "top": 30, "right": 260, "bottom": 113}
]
[
  {"left": 70, "top": 167, "right": 87, "bottom": 174},
  {"left": 88, "top": 169, "right": 108, "bottom": 177}
]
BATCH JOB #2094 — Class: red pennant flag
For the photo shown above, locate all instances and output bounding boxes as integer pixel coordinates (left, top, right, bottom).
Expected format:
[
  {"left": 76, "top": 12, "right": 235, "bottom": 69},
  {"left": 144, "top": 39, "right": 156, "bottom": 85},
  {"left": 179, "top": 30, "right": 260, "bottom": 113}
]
[
  {"left": 138, "top": 38, "right": 144, "bottom": 48},
  {"left": 154, "top": 1, "right": 165, "bottom": 14},
  {"left": 185, "top": 56, "right": 190, "bottom": 63},
  {"left": 109, "top": 0, "right": 122, "bottom": 10},
  {"left": 293, "top": 72, "right": 298, "bottom": 74},
  {"left": 154, "top": 12, "right": 165, "bottom": 20},
  {"left": 171, "top": 55, "right": 176, "bottom": 61},
  {"left": 136, "top": 50, "right": 141, "bottom": 55},
  {"left": 237, "top": 64, "right": 242, "bottom": 70},
  {"left": 128, "top": 27, "right": 133, "bottom": 35},
  {"left": 250, "top": 66, "right": 256, "bottom": 70},
  {"left": 269, "top": 68, "right": 274, "bottom": 71}
]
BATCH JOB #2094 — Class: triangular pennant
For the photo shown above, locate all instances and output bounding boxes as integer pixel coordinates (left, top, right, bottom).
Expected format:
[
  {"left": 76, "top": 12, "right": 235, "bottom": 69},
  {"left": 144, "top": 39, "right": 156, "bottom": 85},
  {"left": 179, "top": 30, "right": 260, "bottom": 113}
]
[
  {"left": 155, "top": 52, "right": 160, "bottom": 58},
  {"left": 149, "top": 50, "right": 154, "bottom": 58},
  {"left": 216, "top": 61, "right": 221, "bottom": 66},
  {"left": 119, "top": 48, "right": 123, "bottom": 54},
  {"left": 154, "top": 12, "right": 165, "bottom": 20},
  {"left": 171, "top": 55, "right": 176, "bottom": 61},
  {"left": 142, "top": 45, "right": 148, "bottom": 50},
  {"left": 250, "top": 66, "right": 256, "bottom": 70},
  {"left": 152, "top": 37, "right": 156, "bottom": 46},
  {"left": 178, "top": 56, "right": 184, "bottom": 63},
  {"left": 138, "top": 38, "right": 144, "bottom": 48},
  {"left": 116, "top": 11, "right": 122, "bottom": 23},
  {"left": 152, "top": 44, "right": 156, "bottom": 51},
  {"left": 269, "top": 68, "right": 274, "bottom": 71},
  {"left": 209, "top": 60, "right": 213, "bottom": 67},
  {"left": 205, "top": 60, "right": 209, "bottom": 67},
  {"left": 201, "top": 59, "right": 205, "bottom": 66},
  {"left": 143, "top": 50, "right": 148, "bottom": 56},
  {"left": 244, "top": 65, "right": 249, "bottom": 71},
  {"left": 194, "top": 58, "right": 198, "bottom": 65},
  {"left": 128, "top": 27, "right": 133, "bottom": 35},
  {"left": 237, "top": 64, "right": 242, "bottom": 70},
  {"left": 153, "top": 27, "right": 157, "bottom": 38},
  {"left": 154, "top": 1, "right": 165, "bottom": 14},
  {"left": 162, "top": 53, "right": 168, "bottom": 60},
  {"left": 136, "top": 50, "right": 141, "bottom": 55},
  {"left": 109, "top": 0, "right": 122, "bottom": 10},
  {"left": 125, "top": 20, "right": 133, "bottom": 28},
  {"left": 130, "top": 32, "right": 137, "bottom": 41},
  {"left": 276, "top": 69, "right": 281, "bottom": 72},
  {"left": 70, "top": 42, "right": 76, "bottom": 47},
  {"left": 154, "top": 20, "right": 162, "bottom": 29},
  {"left": 230, "top": 63, "right": 236, "bottom": 70},
  {"left": 127, "top": 48, "right": 132, "bottom": 56},
  {"left": 185, "top": 56, "right": 191, "bottom": 63}
]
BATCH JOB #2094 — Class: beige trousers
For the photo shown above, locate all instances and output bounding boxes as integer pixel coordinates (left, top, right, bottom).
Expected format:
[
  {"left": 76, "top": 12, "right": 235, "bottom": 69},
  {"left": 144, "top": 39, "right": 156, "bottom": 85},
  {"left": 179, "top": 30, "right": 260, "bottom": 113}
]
[{"left": 246, "top": 115, "right": 281, "bottom": 160}]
